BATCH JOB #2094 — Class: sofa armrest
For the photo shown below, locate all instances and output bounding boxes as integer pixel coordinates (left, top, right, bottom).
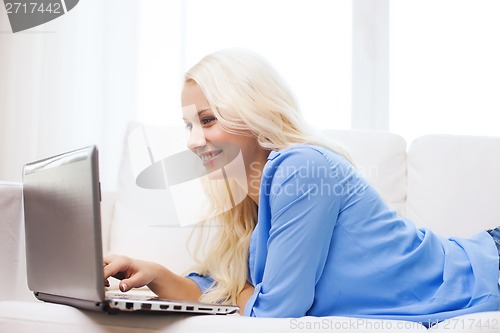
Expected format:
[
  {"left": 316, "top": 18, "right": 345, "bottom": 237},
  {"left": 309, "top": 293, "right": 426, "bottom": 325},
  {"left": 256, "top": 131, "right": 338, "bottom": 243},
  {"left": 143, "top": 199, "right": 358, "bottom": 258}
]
[{"left": 0, "top": 181, "right": 34, "bottom": 301}]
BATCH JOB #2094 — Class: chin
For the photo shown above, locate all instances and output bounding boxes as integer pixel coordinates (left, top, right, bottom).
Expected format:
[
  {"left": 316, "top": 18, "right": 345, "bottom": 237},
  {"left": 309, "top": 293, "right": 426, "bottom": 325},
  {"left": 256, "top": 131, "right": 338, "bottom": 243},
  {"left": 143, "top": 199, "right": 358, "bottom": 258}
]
[
  {"left": 205, "top": 167, "right": 225, "bottom": 180},
  {"left": 199, "top": 143, "right": 248, "bottom": 191}
]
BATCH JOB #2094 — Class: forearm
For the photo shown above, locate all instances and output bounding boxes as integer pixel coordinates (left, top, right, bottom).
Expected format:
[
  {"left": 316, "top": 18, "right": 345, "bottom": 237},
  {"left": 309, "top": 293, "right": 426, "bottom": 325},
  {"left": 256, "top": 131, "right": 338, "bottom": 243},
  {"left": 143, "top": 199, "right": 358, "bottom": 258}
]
[
  {"left": 147, "top": 263, "right": 202, "bottom": 302},
  {"left": 237, "top": 282, "right": 255, "bottom": 315}
]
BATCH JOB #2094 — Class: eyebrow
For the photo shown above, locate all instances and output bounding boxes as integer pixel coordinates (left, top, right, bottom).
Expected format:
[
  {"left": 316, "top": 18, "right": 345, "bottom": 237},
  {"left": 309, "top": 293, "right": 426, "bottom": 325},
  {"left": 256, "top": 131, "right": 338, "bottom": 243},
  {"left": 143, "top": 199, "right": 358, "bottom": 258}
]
[
  {"left": 197, "top": 108, "right": 211, "bottom": 116},
  {"left": 182, "top": 108, "right": 212, "bottom": 121}
]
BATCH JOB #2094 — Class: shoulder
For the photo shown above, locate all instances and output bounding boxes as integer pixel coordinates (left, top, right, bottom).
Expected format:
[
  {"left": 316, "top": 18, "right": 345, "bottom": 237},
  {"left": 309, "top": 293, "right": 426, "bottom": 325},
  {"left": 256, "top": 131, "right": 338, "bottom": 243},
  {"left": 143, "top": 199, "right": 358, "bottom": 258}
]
[
  {"left": 259, "top": 145, "right": 354, "bottom": 215},
  {"left": 265, "top": 144, "right": 349, "bottom": 171},
  {"left": 261, "top": 144, "right": 355, "bottom": 188}
]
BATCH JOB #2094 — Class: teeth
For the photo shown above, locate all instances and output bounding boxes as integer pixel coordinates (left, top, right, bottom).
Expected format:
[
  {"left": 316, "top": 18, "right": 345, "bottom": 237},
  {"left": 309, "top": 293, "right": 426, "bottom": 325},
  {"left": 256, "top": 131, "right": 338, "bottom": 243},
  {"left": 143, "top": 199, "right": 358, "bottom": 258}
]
[{"left": 200, "top": 151, "right": 221, "bottom": 162}]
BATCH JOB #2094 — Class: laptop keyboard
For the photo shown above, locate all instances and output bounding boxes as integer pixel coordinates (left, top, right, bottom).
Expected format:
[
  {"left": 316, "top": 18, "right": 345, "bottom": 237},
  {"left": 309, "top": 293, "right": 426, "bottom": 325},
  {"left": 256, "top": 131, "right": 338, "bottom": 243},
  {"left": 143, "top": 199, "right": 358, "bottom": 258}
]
[{"left": 106, "top": 292, "right": 159, "bottom": 301}]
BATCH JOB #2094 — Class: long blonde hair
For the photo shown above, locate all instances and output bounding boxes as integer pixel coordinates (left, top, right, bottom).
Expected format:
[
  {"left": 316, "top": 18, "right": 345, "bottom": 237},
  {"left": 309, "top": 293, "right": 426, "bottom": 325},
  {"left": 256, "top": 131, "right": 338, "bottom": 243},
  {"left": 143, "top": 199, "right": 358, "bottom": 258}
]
[{"left": 184, "top": 48, "right": 351, "bottom": 305}]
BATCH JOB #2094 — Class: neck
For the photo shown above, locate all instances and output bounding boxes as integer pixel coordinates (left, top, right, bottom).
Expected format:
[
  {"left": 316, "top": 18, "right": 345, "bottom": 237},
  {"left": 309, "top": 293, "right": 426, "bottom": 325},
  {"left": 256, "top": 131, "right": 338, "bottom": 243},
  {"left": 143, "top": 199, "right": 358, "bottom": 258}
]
[{"left": 245, "top": 152, "right": 269, "bottom": 205}]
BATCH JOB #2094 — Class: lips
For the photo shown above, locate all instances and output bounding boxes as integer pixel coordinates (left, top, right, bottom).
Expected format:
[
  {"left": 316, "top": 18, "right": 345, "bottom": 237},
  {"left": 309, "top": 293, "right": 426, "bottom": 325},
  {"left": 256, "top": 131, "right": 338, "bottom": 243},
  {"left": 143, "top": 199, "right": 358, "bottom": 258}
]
[{"left": 199, "top": 149, "right": 223, "bottom": 167}]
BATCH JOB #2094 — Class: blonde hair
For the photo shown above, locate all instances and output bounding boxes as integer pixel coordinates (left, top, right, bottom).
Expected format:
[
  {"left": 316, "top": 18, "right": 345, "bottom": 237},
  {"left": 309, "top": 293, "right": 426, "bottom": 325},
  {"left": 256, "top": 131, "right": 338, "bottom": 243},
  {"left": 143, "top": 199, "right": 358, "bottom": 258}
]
[{"left": 184, "top": 48, "right": 351, "bottom": 305}]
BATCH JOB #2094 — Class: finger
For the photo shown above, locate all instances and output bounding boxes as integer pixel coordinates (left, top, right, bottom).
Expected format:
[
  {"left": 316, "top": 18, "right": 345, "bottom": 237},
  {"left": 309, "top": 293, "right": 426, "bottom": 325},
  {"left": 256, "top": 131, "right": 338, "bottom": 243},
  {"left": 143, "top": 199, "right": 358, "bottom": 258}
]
[
  {"left": 119, "top": 272, "right": 148, "bottom": 292},
  {"left": 103, "top": 257, "right": 130, "bottom": 280},
  {"left": 119, "top": 281, "right": 128, "bottom": 292},
  {"left": 103, "top": 254, "right": 118, "bottom": 266}
]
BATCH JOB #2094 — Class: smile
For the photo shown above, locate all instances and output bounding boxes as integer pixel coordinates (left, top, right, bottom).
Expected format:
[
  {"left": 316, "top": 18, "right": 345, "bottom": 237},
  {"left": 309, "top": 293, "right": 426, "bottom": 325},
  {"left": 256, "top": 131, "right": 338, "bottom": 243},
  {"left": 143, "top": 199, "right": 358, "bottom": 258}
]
[{"left": 199, "top": 150, "right": 223, "bottom": 166}]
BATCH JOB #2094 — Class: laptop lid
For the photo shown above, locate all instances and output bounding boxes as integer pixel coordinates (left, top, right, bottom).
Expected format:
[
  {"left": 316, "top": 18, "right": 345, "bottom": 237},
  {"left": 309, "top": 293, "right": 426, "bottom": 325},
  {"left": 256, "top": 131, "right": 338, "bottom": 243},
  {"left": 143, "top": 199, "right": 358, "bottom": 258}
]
[{"left": 23, "top": 145, "right": 104, "bottom": 305}]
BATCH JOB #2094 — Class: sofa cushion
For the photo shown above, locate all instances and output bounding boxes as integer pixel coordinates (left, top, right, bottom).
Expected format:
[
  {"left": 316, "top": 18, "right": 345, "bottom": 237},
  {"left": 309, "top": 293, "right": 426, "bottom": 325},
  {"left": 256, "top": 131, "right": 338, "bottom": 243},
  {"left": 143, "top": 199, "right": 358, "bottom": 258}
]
[
  {"left": 0, "top": 301, "right": 429, "bottom": 333},
  {"left": 427, "top": 310, "right": 500, "bottom": 332},
  {"left": 406, "top": 134, "right": 500, "bottom": 237}
]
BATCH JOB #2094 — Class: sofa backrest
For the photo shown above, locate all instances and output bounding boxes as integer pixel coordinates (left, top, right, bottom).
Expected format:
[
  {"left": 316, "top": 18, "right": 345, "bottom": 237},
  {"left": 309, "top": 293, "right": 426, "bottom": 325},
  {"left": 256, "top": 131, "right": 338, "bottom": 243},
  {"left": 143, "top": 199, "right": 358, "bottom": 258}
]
[
  {"left": 108, "top": 123, "right": 193, "bottom": 274},
  {"left": 406, "top": 134, "right": 500, "bottom": 237},
  {"left": 322, "top": 129, "right": 407, "bottom": 217}
]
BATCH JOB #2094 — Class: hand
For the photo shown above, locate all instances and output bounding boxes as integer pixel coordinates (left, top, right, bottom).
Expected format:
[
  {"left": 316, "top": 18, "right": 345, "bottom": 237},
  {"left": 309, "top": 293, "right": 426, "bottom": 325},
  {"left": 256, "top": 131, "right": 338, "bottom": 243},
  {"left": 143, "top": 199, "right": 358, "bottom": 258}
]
[
  {"left": 103, "top": 254, "right": 161, "bottom": 293},
  {"left": 104, "top": 254, "right": 203, "bottom": 301}
]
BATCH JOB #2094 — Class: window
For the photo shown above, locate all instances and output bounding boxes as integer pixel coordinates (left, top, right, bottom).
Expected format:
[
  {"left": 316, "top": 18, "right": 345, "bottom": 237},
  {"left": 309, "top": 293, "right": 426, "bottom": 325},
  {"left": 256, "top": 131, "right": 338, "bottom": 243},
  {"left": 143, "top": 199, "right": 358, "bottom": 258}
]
[{"left": 390, "top": 0, "right": 500, "bottom": 142}]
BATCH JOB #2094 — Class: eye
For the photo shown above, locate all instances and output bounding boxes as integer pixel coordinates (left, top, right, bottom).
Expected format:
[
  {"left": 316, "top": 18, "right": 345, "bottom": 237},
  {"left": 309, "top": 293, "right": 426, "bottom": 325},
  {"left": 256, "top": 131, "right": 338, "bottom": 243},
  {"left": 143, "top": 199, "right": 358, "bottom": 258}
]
[
  {"left": 184, "top": 123, "right": 192, "bottom": 131},
  {"left": 200, "top": 117, "right": 217, "bottom": 126}
]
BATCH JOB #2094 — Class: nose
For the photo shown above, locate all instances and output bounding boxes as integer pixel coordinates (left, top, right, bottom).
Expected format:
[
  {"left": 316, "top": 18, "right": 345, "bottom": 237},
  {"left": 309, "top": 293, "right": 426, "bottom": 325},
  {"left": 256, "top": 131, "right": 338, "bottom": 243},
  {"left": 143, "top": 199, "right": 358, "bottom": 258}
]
[{"left": 186, "top": 126, "right": 207, "bottom": 151}]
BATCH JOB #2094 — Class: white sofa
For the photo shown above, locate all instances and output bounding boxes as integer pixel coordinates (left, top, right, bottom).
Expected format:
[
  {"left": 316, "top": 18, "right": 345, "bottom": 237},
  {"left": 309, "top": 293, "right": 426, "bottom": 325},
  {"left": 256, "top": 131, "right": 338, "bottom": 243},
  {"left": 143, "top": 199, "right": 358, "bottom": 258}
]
[{"left": 1, "top": 124, "right": 500, "bottom": 332}]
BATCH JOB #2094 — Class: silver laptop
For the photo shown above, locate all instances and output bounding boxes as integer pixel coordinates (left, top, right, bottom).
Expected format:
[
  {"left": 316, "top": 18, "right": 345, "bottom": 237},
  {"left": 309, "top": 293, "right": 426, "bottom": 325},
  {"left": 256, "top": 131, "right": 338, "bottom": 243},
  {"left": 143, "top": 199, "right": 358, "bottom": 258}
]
[{"left": 22, "top": 145, "right": 239, "bottom": 315}]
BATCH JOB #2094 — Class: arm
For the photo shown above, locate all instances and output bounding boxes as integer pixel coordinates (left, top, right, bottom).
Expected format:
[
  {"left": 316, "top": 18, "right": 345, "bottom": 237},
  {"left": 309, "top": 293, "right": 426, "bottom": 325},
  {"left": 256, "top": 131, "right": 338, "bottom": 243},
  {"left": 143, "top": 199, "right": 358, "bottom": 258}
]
[
  {"left": 237, "top": 282, "right": 255, "bottom": 315},
  {"left": 245, "top": 147, "right": 345, "bottom": 317},
  {"left": 103, "top": 255, "right": 202, "bottom": 301}
]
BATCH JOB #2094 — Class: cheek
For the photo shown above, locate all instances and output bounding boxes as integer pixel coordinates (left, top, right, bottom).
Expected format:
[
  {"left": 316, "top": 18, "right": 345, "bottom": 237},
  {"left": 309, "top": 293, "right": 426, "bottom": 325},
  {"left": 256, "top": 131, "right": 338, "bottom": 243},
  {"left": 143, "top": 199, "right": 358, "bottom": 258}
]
[
  {"left": 203, "top": 124, "right": 229, "bottom": 142},
  {"left": 238, "top": 139, "right": 259, "bottom": 161}
]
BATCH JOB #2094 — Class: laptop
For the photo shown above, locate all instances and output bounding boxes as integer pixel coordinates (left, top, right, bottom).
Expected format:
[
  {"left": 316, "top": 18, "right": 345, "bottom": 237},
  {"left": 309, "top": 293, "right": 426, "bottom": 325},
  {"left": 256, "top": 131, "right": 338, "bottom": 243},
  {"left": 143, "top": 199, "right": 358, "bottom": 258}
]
[{"left": 22, "top": 145, "right": 239, "bottom": 315}]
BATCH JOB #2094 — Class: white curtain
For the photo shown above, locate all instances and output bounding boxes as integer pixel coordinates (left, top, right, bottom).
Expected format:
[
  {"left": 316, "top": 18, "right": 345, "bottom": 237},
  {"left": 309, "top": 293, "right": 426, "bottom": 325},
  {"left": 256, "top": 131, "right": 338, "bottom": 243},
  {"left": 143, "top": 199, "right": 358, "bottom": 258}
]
[{"left": 0, "top": 0, "right": 140, "bottom": 190}]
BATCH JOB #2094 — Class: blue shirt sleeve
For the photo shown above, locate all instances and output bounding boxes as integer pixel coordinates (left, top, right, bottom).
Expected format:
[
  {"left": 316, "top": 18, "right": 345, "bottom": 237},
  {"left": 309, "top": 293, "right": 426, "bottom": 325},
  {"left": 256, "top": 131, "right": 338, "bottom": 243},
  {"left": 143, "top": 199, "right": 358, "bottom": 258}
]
[
  {"left": 245, "top": 147, "right": 345, "bottom": 317},
  {"left": 186, "top": 272, "right": 215, "bottom": 294}
]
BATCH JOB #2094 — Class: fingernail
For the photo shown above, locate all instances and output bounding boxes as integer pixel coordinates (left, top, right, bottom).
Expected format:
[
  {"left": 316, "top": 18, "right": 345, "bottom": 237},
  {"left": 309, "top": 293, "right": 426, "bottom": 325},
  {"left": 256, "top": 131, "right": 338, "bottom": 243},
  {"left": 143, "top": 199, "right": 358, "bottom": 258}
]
[{"left": 120, "top": 283, "right": 127, "bottom": 292}]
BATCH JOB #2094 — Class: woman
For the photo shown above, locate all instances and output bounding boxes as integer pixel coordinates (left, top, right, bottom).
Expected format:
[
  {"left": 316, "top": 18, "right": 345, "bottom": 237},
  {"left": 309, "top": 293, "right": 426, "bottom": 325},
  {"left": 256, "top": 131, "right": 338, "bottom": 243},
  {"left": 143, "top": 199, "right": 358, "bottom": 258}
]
[{"left": 104, "top": 48, "right": 500, "bottom": 323}]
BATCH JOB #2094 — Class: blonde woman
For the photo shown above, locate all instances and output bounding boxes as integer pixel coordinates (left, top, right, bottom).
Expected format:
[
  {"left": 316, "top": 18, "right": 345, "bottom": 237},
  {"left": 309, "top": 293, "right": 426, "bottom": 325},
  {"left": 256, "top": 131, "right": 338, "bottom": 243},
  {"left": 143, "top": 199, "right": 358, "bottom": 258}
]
[{"left": 104, "top": 48, "right": 500, "bottom": 324}]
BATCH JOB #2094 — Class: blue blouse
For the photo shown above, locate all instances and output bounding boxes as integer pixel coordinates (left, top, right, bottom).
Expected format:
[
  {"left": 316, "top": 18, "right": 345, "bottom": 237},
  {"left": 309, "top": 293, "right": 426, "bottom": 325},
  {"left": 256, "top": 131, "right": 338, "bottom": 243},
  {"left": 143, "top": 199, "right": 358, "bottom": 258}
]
[{"left": 188, "top": 144, "right": 500, "bottom": 323}]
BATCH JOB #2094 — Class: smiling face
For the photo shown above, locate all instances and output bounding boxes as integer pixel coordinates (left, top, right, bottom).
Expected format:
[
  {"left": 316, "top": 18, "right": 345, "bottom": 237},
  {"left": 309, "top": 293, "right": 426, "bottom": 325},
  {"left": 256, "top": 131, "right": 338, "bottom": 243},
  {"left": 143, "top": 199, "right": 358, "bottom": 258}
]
[{"left": 181, "top": 81, "right": 269, "bottom": 198}]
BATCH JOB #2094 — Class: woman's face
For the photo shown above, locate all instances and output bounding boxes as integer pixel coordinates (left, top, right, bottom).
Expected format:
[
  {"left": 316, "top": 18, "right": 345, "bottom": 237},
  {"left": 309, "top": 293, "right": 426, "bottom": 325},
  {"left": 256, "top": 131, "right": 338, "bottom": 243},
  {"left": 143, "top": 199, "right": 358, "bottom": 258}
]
[{"left": 181, "top": 81, "right": 267, "bottom": 180}]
